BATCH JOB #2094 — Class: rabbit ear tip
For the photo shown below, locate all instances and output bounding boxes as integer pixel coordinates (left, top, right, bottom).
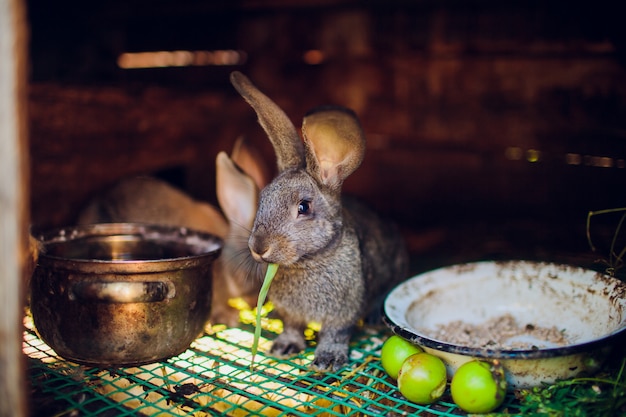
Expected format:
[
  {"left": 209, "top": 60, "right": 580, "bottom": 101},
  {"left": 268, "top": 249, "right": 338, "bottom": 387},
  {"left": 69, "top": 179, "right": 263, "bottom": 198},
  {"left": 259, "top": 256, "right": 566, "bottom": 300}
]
[
  {"left": 230, "top": 71, "right": 246, "bottom": 83},
  {"left": 305, "top": 105, "right": 356, "bottom": 119},
  {"left": 216, "top": 151, "right": 228, "bottom": 162}
]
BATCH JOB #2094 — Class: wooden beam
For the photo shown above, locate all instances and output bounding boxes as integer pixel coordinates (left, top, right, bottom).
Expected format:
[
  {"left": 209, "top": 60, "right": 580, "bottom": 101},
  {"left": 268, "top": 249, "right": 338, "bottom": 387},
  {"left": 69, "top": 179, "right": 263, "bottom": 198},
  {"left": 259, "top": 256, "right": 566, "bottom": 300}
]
[{"left": 0, "top": 0, "right": 29, "bottom": 416}]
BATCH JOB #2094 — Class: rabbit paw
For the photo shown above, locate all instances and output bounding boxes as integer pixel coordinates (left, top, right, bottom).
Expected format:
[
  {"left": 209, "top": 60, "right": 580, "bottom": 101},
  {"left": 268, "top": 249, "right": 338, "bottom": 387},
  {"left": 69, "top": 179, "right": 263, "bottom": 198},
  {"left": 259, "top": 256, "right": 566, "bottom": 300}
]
[
  {"left": 311, "top": 345, "right": 349, "bottom": 372},
  {"left": 270, "top": 332, "right": 306, "bottom": 357}
]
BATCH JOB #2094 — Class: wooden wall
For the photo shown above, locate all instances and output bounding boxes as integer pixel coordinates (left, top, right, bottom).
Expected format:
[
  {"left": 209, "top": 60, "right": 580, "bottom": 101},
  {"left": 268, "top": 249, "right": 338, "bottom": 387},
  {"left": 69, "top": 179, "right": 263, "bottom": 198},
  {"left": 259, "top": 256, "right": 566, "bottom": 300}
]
[
  {"left": 27, "top": 0, "right": 626, "bottom": 268},
  {"left": 1, "top": 0, "right": 29, "bottom": 415}
]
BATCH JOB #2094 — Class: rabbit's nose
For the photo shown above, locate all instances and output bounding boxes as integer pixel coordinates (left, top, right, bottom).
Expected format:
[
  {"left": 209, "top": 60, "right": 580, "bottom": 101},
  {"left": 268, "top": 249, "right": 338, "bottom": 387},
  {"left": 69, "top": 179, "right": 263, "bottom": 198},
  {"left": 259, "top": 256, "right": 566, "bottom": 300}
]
[
  {"left": 250, "top": 247, "right": 273, "bottom": 263},
  {"left": 250, "top": 249, "right": 264, "bottom": 263},
  {"left": 249, "top": 237, "right": 273, "bottom": 263}
]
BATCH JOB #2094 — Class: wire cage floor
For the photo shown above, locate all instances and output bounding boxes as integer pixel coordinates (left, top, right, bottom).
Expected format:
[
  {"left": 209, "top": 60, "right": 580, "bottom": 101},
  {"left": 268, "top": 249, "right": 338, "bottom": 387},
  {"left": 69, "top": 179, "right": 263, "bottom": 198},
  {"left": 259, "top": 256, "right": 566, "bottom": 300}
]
[{"left": 24, "top": 306, "right": 528, "bottom": 417}]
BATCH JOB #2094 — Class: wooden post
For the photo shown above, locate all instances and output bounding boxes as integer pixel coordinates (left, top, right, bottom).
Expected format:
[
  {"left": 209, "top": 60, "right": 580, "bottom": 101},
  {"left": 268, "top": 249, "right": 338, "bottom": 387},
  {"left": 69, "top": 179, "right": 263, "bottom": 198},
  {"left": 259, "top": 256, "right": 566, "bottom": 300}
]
[{"left": 0, "top": 0, "right": 29, "bottom": 416}]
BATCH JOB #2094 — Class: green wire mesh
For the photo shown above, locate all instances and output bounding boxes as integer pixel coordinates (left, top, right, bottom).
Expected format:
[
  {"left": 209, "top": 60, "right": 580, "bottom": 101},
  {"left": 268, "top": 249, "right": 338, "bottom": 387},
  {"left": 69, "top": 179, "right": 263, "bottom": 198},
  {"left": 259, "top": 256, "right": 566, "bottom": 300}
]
[{"left": 24, "top": 311, "right": 523, "bottom": 416}]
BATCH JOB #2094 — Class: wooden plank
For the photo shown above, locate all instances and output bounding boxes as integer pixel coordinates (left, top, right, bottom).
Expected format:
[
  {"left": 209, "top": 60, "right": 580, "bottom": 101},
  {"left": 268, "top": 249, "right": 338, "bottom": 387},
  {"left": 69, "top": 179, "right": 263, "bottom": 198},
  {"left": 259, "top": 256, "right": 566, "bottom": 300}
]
[{"left": 0, "top": 0, "right": 29, "bottom": 416}]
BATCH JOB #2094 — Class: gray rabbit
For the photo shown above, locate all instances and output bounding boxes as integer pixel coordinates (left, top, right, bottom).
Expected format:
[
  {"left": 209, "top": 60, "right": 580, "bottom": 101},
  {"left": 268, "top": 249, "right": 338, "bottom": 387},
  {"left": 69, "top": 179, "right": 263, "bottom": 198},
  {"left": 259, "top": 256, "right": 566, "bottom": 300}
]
[{"left": 230, "top": 71, "right": 409, "bottom": 371}]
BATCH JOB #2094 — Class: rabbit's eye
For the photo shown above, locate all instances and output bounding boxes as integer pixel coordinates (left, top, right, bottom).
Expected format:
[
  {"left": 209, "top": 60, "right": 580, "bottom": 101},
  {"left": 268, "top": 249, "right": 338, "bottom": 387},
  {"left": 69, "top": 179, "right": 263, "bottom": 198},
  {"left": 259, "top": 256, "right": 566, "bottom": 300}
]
[{"left": 297, "top": 200, "right": 311, "bottom": 215}]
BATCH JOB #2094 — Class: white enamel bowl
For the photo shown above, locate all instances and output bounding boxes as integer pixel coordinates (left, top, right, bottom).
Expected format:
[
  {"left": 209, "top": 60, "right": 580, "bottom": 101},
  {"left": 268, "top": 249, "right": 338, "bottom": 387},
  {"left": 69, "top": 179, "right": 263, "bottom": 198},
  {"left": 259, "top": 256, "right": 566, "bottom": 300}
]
[{"left": 383, "top": 260, "right": 626, "bottom": 389}]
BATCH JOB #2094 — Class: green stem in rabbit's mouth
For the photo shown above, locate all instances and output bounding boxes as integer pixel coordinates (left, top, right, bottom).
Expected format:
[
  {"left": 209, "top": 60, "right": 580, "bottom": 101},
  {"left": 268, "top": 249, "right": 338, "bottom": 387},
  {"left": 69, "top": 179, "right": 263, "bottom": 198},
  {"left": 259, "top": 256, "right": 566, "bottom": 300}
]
[{"left": 251, "top": 262, "right": 279, "bottom": 368}]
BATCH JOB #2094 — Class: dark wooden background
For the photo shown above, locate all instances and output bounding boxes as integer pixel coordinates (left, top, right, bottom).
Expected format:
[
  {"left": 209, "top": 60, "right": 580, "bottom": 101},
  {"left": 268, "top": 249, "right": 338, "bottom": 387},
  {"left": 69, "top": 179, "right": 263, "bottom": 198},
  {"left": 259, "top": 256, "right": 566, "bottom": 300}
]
[{"left": 26, "top": 0, "right": 626, "bottom": 274}]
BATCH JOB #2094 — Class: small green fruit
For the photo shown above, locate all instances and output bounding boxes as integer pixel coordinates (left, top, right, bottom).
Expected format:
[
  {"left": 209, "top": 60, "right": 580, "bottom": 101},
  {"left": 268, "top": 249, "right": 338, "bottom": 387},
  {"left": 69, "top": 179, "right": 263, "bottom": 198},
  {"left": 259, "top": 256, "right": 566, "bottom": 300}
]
[
  {"left": 450, "top": 360, "right": 507, "bottom": 414},
  {"left": 380, "top": 335, "right": 423, "bottom": 380},
  {"left": 397, "top": 352, "right": 447, "bottom": 405}
]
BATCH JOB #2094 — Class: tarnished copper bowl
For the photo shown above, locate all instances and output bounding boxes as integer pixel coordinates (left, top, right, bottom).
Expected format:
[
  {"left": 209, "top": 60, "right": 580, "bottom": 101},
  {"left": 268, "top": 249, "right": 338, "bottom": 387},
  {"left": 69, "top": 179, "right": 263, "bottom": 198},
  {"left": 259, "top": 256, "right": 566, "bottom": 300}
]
[{"left": 30, "top": 223, "right": 223, "bottom": 367}]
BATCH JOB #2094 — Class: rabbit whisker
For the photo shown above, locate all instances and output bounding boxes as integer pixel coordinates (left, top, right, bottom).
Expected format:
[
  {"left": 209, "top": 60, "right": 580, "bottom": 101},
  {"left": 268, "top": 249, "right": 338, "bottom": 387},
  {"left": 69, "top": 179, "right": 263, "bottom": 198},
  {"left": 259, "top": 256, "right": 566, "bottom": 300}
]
[{"left": 227, "top": 218, "right": 253, "bottom": 235}]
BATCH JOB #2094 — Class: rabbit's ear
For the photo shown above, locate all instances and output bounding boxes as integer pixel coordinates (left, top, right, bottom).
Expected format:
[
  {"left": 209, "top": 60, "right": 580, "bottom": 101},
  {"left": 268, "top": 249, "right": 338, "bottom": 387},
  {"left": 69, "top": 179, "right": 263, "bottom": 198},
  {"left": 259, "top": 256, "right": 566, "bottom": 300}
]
[
  {"left": 230, "top": 136, "right": 271, "bottom": 191},
  {"left": 216, "top": 151, "right": 259, "bottom": 228},
  {"left": 230, "top": 71, "right": 305, "bottom": 173},
  {"left": 301, "top": 107, "right": 366, "bottom": 192}
]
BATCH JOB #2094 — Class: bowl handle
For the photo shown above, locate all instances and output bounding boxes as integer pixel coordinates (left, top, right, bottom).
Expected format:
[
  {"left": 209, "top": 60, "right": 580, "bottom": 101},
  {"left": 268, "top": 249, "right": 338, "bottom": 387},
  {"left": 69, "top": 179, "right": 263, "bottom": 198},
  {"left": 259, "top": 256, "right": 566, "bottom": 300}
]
[{"left": 69, "top": 281, "right": 175, "bottom": 303}]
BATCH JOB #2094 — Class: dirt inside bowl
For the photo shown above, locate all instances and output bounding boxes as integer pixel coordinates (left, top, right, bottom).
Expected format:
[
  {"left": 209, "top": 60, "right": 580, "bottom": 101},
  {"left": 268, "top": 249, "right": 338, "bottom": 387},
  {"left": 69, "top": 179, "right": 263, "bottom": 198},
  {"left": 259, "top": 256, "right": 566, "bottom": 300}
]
[{"left": 422, "top": 312, "right": 570, "bottom": 350}]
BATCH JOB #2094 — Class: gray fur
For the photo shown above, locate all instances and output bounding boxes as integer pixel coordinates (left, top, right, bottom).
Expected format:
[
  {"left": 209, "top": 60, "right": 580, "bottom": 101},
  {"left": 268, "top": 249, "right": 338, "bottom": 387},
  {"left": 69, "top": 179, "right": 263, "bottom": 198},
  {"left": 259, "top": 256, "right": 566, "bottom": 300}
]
[{"left": 230, "top": 71, "right": 409, "bottom": 371}]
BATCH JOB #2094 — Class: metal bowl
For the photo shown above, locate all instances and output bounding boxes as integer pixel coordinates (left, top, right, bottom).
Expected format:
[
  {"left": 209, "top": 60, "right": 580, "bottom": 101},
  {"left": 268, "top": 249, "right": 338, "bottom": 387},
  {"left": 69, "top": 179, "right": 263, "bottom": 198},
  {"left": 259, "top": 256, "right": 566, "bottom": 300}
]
[
  {"left": 383, "top": 260, "right": 626, "bottom": 389},
  {"left": 30, "top": 223, "right": 223, "bottom": 367}
]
